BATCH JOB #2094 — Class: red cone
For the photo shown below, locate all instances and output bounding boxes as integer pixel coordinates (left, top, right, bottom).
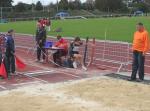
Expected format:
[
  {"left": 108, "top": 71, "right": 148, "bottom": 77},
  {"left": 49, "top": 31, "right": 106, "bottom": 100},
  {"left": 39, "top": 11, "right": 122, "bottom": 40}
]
[
  {"left": 15, "top": 56, "right": 26, "bottom": 69},
  {"left": 0, "top": 60, "right": 7, "bottom": 79}
]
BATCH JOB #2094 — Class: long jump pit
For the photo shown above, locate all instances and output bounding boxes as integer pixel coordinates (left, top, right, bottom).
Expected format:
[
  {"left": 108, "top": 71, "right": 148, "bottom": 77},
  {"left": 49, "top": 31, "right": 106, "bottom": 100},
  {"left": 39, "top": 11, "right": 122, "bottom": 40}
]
[{"left": 0, "top": 34, "right": 150, "bottom": 111}]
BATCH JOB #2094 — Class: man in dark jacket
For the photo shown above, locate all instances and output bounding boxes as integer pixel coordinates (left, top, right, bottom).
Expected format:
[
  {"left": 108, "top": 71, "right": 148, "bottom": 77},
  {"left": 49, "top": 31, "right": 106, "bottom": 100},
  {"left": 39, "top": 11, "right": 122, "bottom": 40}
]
[
  {"left": 36, "top": 24, "right": 47, "bottom": 62},
  {"left": 5, "top": 29, "right": 15, "bottom": 78}
]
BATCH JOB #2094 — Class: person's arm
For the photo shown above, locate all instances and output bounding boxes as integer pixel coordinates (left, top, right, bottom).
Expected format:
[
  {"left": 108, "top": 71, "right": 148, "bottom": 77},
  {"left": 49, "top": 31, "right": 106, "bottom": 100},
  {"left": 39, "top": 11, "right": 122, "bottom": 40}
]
[
  {"left": 43, "top": 29, "right": 47, "bottom": 41},
  {"left": 143, "top": 32, "right": 150, "bottom": 55},
  {"left": 35, "top": 30, "right": 39, "bottom": 42}
]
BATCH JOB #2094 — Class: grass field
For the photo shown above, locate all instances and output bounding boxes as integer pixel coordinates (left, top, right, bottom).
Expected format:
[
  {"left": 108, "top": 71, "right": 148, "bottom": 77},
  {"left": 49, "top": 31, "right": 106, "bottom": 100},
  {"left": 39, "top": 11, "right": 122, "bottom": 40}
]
[{"left": 0, "top": 17, "right": 150, "bottom": 42}]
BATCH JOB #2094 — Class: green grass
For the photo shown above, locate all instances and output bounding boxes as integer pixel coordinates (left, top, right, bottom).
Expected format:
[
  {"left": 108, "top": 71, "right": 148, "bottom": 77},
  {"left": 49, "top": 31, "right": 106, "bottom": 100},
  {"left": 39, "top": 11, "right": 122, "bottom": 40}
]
[{"left": 0, "top": 17, "right": 150, "bottom": 42}]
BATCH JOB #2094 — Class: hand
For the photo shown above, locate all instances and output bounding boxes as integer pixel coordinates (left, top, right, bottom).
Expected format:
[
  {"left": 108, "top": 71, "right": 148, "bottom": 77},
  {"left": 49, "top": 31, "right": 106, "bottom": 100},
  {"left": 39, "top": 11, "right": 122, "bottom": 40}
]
[
  {"left": 143, "top": 52, "right": 146, "bottom": 56},
  {"left": 11, "top": 51, "right": 15, "bottom": 55},
  {"left": 39, "top": 40, "right": 42, "bottom": 43}
]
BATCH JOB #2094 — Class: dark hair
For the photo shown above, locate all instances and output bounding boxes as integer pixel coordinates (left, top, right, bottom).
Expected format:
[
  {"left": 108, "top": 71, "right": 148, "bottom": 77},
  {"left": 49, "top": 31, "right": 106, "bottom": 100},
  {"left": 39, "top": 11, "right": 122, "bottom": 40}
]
[
  {"left": 57, "top": 35, "right": 62, "bottom": 40},
  {"left": 74, "top": 37, "right": 81, "bottom": 42},
  {"left": 137, "top": 22, "right": 143, "bottom": 26},
  {"left": 8, "top": 29, "right": 14, "bottom": 33}
]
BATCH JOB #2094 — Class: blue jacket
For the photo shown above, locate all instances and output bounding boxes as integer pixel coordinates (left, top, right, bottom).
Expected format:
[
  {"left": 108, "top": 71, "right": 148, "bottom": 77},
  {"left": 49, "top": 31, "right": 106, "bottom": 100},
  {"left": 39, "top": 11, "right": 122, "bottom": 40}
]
[
  {"left": 36, "top": 27, "right": 47, "bottom": 42},
  {"left": 5, "top": 35, "right": 15, "bottom": 54}
]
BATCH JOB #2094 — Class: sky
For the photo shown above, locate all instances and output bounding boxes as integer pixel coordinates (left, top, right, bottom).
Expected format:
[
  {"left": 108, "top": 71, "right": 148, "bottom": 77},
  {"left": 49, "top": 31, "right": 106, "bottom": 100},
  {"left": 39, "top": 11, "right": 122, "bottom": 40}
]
[{"left": 12, "top": 0, "right": 86, "bottom": 5}]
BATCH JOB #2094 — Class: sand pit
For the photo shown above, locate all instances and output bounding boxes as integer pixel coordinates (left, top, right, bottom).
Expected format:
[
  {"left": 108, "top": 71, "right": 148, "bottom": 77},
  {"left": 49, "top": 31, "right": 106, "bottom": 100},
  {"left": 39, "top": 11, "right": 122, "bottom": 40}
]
[{"left": 0, "top": 77, "right": 150, "bottom": 111}]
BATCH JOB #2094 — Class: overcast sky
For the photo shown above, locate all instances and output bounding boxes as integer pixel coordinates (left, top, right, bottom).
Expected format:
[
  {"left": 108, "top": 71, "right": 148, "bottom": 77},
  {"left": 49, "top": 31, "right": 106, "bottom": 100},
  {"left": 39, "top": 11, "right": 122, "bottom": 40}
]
[{"left": 13, "top": 0, "right": 86, "bottom": 5}]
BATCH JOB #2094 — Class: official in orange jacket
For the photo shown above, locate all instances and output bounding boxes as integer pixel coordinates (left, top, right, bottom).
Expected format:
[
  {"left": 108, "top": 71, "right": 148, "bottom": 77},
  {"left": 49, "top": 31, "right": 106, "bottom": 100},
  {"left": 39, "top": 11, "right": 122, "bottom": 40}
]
[
  {"left": 129, "top": 22, "right": 150, "bottom": 82},
  {"left": 53, "top": 35, "right": 68, "bottom": 65}
]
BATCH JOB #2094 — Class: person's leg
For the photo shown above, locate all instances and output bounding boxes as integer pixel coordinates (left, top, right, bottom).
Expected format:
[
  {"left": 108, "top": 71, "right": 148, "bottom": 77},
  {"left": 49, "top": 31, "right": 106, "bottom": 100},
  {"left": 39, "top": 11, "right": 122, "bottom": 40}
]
[
  {"left": 131, "top": 51, "right": 139, "bottom": 80},
  {"left": 3, "top": 56, "right": 9, "bottom": 77},
  {"left": 42, "top": 48, "right": 46, "bottom": 60},
  {"left": 10, "top": 54, "right": 15, "bottom": 73},
  {"left": 138, "top": 52, "right": 145, "bottom": 80},
  {"left": 72, "top": 54, "right": 78, "bottom": 68},
  {"left": 42, "top": 41, "right": 46, "bottom": 60},
  {"left": 0, "top": 52, "right": 2, "bottom": 65},
  {"left": 37, "top": 42, "right": 42, "bottom": 61},
  {"left": 73, "top": 54, "right": 87, "bottom": 70},
  {"left": 5, "top": 55, "right": 11, "bottom": 77},
  {"left": 53, "top": 51, "right": 59, "bottom": 63},
  {"left": 57, "top": 50, "right": 66, "bottom": 65},
  {"left": 37, "top": 47, "right": 41, "bottom": 61},
  {"left": 77, "top": 54, "right": 87, "bottom": 70}
]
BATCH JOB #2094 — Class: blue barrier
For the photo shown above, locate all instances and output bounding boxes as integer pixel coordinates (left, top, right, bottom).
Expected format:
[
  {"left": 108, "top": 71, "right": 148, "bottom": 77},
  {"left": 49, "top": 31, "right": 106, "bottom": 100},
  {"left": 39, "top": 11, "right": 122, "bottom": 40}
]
[{"left": 44, "top": 41, "right": 53, "bottom": 48}]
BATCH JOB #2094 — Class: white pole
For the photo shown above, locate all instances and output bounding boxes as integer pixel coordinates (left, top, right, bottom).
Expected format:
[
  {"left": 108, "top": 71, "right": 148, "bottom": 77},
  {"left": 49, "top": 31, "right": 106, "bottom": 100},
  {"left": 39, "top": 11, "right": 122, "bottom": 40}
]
[{"left": 102, "top": 28, "right": 107, "bottom": 59}]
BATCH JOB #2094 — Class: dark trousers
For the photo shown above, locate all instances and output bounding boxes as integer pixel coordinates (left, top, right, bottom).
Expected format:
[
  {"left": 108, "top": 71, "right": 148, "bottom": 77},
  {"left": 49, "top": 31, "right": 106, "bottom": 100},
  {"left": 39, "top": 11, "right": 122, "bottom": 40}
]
[
  {"left": 5, "top": 53, "right": 15, "bottom": 76},
  {"left": 37, "top": 41, "right": 45, "bottom": 60},
  {"left": 53, "top": 50, "right": 67, "bottom": 65},
  {"left": 131, "top": 50, "right": 145, "bottom": 80}
]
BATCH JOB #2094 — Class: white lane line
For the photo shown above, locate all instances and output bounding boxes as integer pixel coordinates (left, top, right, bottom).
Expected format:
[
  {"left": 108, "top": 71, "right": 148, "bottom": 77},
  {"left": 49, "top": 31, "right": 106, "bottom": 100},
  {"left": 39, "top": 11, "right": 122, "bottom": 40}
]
[
  {"left": 0, "top": 85, "right": 7, "bottom": 90},
  {"left": 58, "top": 72, "right": 81, "bottom": 78},
  {"left": 12, "top": 81, "right": 42, "bottom": 86},
  {"left": 24, "top": 74, "right": 48, "bottom": 83},
  {"left": 24, "top": 70, "right": 54, "bottom": 76}
]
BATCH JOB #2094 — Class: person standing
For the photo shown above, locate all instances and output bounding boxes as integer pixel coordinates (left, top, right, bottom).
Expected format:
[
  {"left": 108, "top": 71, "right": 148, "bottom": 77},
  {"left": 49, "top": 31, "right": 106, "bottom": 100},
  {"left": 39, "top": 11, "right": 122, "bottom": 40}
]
[
  {"left": 36, "top": 24, "right": 47, "bottom": 62},
  {"left": 5, "top": 29, "right": 16, "bottom": 78},
  {"left": 129, "top": 23, "right": 150, "bottom": 82}
]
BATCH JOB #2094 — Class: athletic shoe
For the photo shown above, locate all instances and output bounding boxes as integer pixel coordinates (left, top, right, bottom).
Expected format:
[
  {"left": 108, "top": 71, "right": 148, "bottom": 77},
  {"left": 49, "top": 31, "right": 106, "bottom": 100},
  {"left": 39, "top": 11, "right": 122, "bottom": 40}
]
[
  {"left": 73, "top": 62, "right": 77, "bottom": 68},
  {"left": 136, "top": 78, "right": 143, "bottom": 82},
  {"left": 35, "top": 59, "right": 40, "bottom": 62},
  {"left": 40, "top": 59, "right": 46, "bottom": 63},
  {"left": 82, "top": 66, "right": 87, "bottom": 71},
  {"left": 127, "top": 78, "right": 136, "bottom": 81}
]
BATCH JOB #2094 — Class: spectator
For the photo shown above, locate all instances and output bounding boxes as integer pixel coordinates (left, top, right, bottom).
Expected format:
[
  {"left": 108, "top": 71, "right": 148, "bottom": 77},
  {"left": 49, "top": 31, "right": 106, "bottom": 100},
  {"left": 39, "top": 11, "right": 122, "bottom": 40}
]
[
  {"left": 69, "top": 37, "right": 87, "bottom": 70},
  {"left": 5, "top": 29, "right": 16, "bottom": 78},
  {"left": 36, "top": 24, "right": 47, "bottom": 62},
  {"left": 53, "top": 35, "right": 68, "bottom": 65},
  {"left": 129, "top": 23, "right": 150, "bottom": 82}
]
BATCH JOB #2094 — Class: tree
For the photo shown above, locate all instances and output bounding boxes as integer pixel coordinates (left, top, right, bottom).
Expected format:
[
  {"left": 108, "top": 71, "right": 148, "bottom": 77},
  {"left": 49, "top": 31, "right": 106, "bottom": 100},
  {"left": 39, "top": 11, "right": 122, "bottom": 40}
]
[
  {"left": 35, "top": 1, "right": 43, "bottom": 11},
  {"left": 68, "top": 0, "right": 82, "bottom": 10},
  {"left": 68, "top": 0, "right": 74, "bottom": 10},
  {"left": 59, "top": 0, "right": 69, "bottom": 10},
  {"left": 0, "top": 0, "right": 13, "bottom": 7},
  {"left": 14, "top": 2, "right": 27, "bottom": 12},
  {"left": 95, "top": 0, "right": 125, "bottom": 12},
  {"left": 132, "top": 1, "right": 149, "bottom": 12},
  {"left": 73, "top": 0, "right": 82, "bottom": 10},
  {"left": 82, "top": 0, "right": 95, "bottom": 10}
]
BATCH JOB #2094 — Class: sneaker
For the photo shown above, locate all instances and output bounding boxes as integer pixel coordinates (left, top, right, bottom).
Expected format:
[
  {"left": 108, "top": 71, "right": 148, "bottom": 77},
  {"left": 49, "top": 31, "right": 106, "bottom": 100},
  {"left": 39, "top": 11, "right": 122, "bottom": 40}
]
[
  {"left": 82, "top": 66, "right": 87, "bottom": 71},
  {"left": 7, "top": 75, "right": 11, "bottom": 80},
  {"left": 136, "top": 78, "right": 143, "bottom": 82},
  {"left": 73, "top": 62, "right": 77, "bottom": 68},
  {"left": 127, "top": 78, "right": 136, "bottom": 81},
  {"left": 11, "top": 72, "right": 17, "bottom": 76},
  {"left": 35, "top": 59, "right": 40, "bottom": 62},
  {"left": 40, "top": 59, "right": 45, "bottom": 63}
]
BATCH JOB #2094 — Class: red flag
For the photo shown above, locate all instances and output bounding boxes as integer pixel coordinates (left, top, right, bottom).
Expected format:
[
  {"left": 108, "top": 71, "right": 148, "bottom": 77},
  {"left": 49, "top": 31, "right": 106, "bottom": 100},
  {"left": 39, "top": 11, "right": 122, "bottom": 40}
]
[
  {"left": 0, "top": 60, "right": 7, "bottom": 79},
  {"left": 15, "top": 56, "right": 26, "bottom": 69}
]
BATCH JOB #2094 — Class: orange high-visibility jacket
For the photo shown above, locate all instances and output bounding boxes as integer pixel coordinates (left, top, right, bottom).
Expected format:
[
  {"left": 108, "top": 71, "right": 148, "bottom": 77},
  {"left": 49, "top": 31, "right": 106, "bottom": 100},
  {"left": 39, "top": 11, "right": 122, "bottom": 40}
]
[
  {"left": 54, "top": 38, "right": 68, "bottom": 52},
  {"left": 132, "top": 30, "right": 150, "bottom": 53}
]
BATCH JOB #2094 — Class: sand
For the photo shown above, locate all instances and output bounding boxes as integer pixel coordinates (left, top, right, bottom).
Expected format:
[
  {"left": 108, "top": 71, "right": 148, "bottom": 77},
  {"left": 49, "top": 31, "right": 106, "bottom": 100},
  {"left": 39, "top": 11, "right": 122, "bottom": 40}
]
[{"left": 0, "top": 77, "right": 150, "bottom": 111}]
